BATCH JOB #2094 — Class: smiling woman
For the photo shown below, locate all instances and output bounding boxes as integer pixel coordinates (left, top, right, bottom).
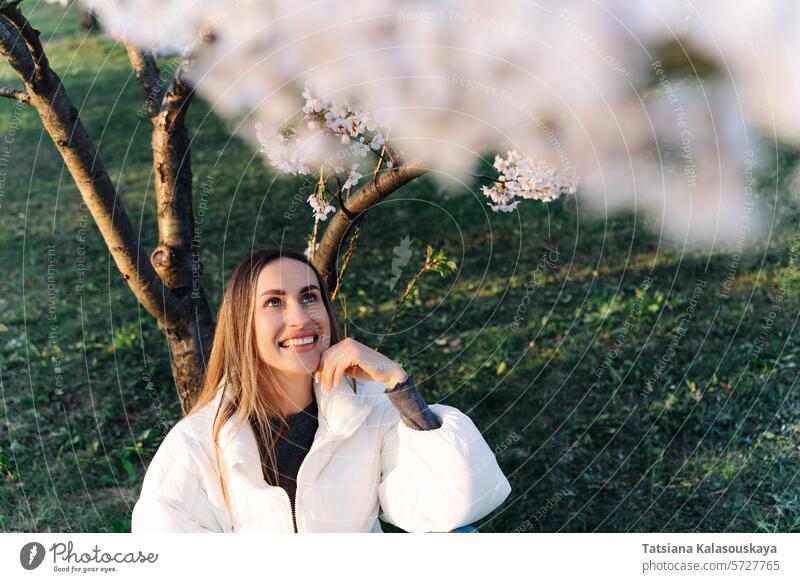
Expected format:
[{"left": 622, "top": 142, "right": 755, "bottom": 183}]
[
  {"left": 252, "top": 259, "right": 334, "bottom": 417},
  {"left": 130, "top": 245, "right": 511, "bottom": 532}
]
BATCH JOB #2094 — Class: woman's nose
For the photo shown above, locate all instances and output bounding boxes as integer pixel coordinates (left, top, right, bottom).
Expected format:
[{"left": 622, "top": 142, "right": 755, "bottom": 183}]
[{"left": 285, "top": 299, "right": 313, "bottom": 327}]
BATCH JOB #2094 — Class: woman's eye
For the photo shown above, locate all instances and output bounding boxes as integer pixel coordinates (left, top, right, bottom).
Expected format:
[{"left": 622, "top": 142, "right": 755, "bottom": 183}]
[{"left": 264, "top": 293, "right": 316, "bottom": 308}]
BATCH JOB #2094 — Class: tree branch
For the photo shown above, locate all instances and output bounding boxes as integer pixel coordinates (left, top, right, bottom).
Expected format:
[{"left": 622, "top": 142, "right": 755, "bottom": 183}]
[
  {"left": 313, "top": 161, "right": 429, "bottom": 288},
  {"left": 0, "top": 15, "right": 33, "bottom": 80},
  {"left": 124, "top": 43, "right": 164, "bottom": 120},
  {"left": 0, "top": 84, "right": 28, "bottom": 104},
  {"left": 125, "top": 47, "right": 199, "bottom": 293},
  {"left": 149, "top": 58, "right": 196, "bottom": 290},
  {"left": 0, "top": 1, "right": 51, "bottom": 87}
]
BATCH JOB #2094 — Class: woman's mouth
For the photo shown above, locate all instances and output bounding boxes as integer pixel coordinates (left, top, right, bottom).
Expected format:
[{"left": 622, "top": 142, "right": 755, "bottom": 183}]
[{"left": 278, "top": 334, "right": 319, "bottom": 352}]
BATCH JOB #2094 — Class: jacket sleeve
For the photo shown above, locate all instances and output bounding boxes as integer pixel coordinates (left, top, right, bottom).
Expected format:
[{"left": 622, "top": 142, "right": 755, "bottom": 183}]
[
  {"left": 131, "top": 429, "right": 224, "bottom": 533},
  {"left": 377, "top": 401, "right": 512, "bottom": 532}
]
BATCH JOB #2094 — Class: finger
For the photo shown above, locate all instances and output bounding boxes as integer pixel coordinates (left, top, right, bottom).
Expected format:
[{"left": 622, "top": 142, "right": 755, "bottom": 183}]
[
  {"left": 332, "top": 356, "right": 352, "bottom": 392},
  {"left": 314, "top": 348, "right": 330, "bottom": 388},
  {"left": 321, "top": 347, "right": 341, "bottom": 392},
  {"left": 313, "top": 350, "right": 322, "bottom": 381},
  {"left": 317, "top": 348, "right": 330, "bottom": 391},
  {"left": 327, "top": 342, "right": 353, "bottom": 391},
  {"left": 313, "top": 352, "right": 324, "bottom": 383}
]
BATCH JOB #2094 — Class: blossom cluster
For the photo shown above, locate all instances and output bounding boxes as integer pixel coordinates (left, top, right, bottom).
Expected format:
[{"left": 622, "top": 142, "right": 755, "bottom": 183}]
[
  {"left": 255, "top": 85, "right": 388, "bottom": 221},
  {"left": 481, "top": 151, "right": 578, "bottom": 212}
]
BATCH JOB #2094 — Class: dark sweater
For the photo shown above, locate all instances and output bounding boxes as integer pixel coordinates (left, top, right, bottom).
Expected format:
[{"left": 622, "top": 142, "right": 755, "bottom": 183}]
[{"left": 252, "top": 376, "right": 441, "bottom": 531}]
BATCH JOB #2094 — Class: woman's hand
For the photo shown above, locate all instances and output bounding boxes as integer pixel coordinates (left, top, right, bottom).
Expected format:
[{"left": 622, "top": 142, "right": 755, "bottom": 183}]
[{"left": 314, "top": 337, "right": 407, "bottom": 392}]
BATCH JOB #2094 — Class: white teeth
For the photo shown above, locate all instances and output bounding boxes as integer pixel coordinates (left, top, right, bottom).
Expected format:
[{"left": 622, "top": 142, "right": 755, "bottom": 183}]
[{"left": 279, "top": 335, "right": 317, "bottom": 348}]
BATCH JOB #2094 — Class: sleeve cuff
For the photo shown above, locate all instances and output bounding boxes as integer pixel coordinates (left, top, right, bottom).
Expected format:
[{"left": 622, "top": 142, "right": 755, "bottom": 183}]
[{"left": 384, "top": 375, "right": 443, "bottom": 431}]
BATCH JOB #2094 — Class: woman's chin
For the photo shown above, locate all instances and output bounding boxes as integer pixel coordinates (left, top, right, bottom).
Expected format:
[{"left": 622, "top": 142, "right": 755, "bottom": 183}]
[{"left": 282, "top": 352, "right": 320, "bottom": 372}]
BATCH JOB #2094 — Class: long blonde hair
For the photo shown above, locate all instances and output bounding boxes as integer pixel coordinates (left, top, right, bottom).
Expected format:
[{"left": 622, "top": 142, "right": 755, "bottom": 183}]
[{"left": 186, "top": 246, "right": 353, "bottom": 529}]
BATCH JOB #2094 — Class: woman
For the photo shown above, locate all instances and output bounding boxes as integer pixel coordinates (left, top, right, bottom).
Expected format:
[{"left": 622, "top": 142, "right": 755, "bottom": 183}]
[{"left": 131, "top": 246, "right": 511, "bottom": 532}]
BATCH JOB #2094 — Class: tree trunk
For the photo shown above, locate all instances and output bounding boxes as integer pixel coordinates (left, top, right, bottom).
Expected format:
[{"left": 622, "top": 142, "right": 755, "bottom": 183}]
[
  {"left": 149, "top": 67, "right": 215, "bottom": 413},
  {"left": 159, "top": 289, "right": 215, "bottom": 412}
]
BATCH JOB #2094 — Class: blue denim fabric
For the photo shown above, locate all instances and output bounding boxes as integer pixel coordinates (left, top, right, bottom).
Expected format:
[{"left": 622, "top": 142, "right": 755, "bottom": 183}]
[{"left": 449, "top": 524, "right": 479, "bottom": 533}]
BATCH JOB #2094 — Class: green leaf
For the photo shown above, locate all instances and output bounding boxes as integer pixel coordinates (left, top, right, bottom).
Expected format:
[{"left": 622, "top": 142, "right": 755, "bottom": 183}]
[{"left": 119, "top": 450, "right": 137, "bottom": 481}]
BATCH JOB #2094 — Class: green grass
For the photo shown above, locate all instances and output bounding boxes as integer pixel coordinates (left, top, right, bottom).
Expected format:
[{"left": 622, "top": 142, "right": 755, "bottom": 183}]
[{"left": 1, "top": 3, "right": 800, "bottom": 533}]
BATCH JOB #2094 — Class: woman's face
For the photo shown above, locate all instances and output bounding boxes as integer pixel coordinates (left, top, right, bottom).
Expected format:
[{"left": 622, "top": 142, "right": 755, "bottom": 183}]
[{"left": 253, "top": 257, "right": 332, "bottom": 380}]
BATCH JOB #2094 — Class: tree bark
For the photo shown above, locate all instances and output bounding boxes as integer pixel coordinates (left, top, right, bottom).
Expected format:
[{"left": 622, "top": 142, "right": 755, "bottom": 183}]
[
  {"left": 0, "top": 84, "right": 29, "bottom": 103},
  {"left": 124, "top": 44, "right": 163, "bottom": 119}
]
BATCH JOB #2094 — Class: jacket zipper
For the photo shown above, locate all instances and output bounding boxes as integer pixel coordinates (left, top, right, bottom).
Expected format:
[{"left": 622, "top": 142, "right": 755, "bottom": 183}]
[
  {"left": 280, "top": 487, "right": 297, "bottom": 533},
  {"left": 281, "top": 431, "right": 332, "bottom": 533},
  {"left": 291, "top": 491, "right": 298, "bottom": 533},
  {"left": 273, "top": 392, "right": 364, "bottom": 532}
]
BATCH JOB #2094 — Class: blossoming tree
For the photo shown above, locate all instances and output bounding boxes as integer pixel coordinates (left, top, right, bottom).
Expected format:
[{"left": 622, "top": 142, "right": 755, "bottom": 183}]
[{"left": 1, "top": 0, "right": 797, "bottom": 409}]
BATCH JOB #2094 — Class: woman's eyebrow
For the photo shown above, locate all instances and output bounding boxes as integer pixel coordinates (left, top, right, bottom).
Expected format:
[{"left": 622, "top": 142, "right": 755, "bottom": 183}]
[{"left": 259, "top": 284, "right": 320, "bottom": 297}]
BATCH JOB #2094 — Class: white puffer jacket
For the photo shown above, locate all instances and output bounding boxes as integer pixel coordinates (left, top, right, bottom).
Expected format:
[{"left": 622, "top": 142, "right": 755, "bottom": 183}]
[{"left": 131, "top": 376, "right": 512, "bottom": 533}]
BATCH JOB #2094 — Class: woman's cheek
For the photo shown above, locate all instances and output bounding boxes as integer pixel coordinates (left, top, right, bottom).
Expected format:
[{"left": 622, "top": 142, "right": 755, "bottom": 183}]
[{"left": 255, "top": 315, "right": 276, "bottom": 354}]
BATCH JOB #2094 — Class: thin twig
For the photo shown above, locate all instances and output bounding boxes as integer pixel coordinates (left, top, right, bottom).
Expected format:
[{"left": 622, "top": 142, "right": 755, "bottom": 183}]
[
  {"left": 0, "top": 84, "right": 28, "bottom": 103},
  {"left": 341, "top": 293, "right": 348, "bottom": 338},
  {"left": 309, "top": 219, "right": 319, "bottom": 260},
  {"left": 373, "top": 144, "right": 386, "bottom": 179},
  {"left": 335, "top": 183, "right": 358, "bottom": 220},
  {"left": 467, "top": 171, "right": 500, "bottom": 182},
  {"left": 376, "top": 262, "right": 429, "bottom": 353},
  {"left": 330, "top": 222, "right": 363, "bottom": 302}
]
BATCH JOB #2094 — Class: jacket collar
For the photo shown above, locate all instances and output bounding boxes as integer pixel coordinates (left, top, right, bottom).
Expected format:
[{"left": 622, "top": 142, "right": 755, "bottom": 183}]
[{"left": 212, "top": 374, "right": 373, "bottom": 471}]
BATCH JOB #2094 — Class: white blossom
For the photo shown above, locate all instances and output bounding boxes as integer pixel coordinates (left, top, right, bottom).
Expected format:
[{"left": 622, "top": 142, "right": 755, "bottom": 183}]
[
  {"left": 370, "top": 134, "right": 385, "bottom": 151},
  {"left": 343, "top": 164, "right": 363, "bottom": 190},
  {"left": 255, "top": 84, "right": 387, "bottom": 217},
  {"left": 307, "top": 191, "right": 336, "bottom": 222},
  {"left": 481, "top": 151, "right": 578, "bottom": 212}
]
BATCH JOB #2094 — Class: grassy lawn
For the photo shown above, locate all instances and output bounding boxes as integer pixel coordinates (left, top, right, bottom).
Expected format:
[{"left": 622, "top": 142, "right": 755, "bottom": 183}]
[{"left": 1, "top": 3, "right": 799, "bottom": 533}]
